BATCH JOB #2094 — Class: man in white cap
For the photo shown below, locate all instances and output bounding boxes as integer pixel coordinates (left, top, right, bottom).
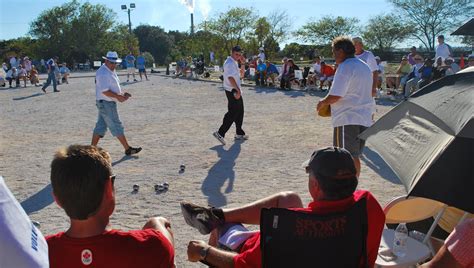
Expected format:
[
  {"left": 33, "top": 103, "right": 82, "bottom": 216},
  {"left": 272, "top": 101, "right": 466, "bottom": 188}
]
[{"left": 91, "top": 51, "right": 142, "bottom": 156}]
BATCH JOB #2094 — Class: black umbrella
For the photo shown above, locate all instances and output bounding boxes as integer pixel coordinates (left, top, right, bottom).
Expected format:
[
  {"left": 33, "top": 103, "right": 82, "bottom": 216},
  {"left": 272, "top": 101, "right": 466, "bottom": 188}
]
[{"left": 360, "top": 71, "right": 474, "bottom": 213}]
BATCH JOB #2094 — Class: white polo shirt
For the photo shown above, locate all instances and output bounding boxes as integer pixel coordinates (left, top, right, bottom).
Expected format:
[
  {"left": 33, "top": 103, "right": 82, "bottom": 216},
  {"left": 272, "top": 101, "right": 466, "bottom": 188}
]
[
  {"left": 328, "top": 57, "right": 373, "bottom": 128},
  {"left": 95, "top": 64, "right": 121, "bottom": 101},
  {"left": 435, "top": 43, "right": 451, "bottom": 60},
  {"left": 356, "top": 50, "right": 378, "bottom": 72},
  {"left": 223, "top": 56, "right": 241, "bottom": 93}
]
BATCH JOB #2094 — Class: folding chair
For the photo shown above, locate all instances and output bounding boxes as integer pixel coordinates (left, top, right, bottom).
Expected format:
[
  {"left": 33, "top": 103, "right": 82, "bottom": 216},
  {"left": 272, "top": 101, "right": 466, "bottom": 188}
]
[
  {"left": 260, "top": 198, "right": 368, "bottom": 268},
  {"left": 383, "top": 196, "right": 447, "bottom": 256}
]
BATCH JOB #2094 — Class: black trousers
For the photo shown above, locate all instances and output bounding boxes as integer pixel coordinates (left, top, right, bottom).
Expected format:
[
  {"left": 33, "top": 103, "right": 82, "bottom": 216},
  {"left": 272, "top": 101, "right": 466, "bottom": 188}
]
[{"left": 218, "top": 89, "right": 245, "bottom": 137}]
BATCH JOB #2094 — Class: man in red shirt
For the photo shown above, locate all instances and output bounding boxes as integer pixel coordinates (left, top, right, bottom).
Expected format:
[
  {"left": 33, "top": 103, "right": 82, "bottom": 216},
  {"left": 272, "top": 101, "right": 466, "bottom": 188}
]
[
  {"left": 182, "top": 146, "right": 385, "bottom": 267},
  {"left": 46, "top": 145, "right": 175, "bottom": 268},
  {"left": 319, "top": 61, "right": 336, "bottom": 91}
]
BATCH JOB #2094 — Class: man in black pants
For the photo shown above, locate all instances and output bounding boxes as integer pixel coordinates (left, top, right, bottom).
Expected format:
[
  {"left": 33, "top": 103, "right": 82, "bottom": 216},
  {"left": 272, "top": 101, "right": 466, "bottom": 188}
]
[{"left": 213, "top": 46, "right": 248, "bottom": 145}]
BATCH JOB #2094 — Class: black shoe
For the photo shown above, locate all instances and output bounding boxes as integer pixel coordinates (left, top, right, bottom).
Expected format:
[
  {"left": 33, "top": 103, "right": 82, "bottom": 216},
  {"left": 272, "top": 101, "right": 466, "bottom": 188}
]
[
  {"left": 180, "top": 202, "right": 224, "bottom": 235},
  {"left": 54, "top": 90, "right": 60, "bottom": 92},
  {"left": 125, "top": 146, "right": 142, "bottom": 155},
  {"left": 41, "top": 88, "right": 46, "bottom": 93}
]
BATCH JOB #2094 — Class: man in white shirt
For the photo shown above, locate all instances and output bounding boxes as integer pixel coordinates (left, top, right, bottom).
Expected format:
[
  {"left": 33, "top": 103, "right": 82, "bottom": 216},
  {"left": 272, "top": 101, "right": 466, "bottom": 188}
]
[
  {"left": 91, "top": 51, "right": 142, "bottom": 156},
  {"left": 435, "top": 35, "right": 452, "bottom": 61},
  {"left": 353, "top": 37, "right": 378, "bottom": 98},
  {"left": 213, "top": 46, "right": 247, "bottom": 145},
  {"left": 306, "top": 56, "right": 322, "bottom": 89},
  {"left": 317, "top": 36, "right": 373, "bottom": 177}
]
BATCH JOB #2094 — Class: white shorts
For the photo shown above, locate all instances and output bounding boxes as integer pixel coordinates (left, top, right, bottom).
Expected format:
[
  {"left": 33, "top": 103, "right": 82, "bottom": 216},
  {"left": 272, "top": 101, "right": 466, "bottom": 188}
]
[{"left": 127, "top": 67, "right": 135, "bottom": 74}]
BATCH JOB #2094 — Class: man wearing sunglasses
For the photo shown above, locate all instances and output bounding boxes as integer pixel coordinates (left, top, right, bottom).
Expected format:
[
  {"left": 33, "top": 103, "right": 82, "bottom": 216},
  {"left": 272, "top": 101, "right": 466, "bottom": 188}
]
[
  {"left": 91, "top": 51, "right": 142, "bottom": 156},
  {"left": 46, "top": 145, "right": 175, "bottom": 267},
  {"left": 213, "top": 46, "right": 248, "bottom": 145}
]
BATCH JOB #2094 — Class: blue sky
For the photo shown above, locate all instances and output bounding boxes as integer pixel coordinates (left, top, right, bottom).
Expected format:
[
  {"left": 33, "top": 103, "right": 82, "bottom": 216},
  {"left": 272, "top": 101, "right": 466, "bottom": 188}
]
[{"left": 0, "top": 0, "right": 463, "bottom": 47}]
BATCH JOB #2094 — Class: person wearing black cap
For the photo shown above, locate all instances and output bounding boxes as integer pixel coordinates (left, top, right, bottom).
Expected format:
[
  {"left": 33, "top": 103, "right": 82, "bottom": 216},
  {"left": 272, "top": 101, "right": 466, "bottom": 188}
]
[
  {"left": 181, "top": 146, "right": 385, "bottom": 268},
  {"left": 213, "top": 45, "right": 248, "bottom": 145}
]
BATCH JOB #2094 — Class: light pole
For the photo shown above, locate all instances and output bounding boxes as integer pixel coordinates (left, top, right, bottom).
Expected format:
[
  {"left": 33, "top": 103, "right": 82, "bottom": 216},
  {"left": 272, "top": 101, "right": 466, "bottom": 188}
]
[{"left": 121, "top": 3, "right": 135, "bottom": 34}]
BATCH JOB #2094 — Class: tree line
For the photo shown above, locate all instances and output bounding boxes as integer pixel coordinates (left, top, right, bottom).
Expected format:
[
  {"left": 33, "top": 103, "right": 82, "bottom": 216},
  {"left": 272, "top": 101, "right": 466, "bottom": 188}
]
[{"left": 0, "top": 0, "right": 471, "bottom": 67}]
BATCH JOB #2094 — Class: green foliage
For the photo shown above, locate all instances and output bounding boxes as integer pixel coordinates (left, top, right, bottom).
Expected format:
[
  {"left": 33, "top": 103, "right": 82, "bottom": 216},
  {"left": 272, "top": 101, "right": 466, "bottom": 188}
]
[
  {"left": 142, "top": 52, "right": 154, "bottom": 67},
  {"left": 362, "top": 14, "right": 414, "bottom": 50},
  {"left": 134, "top": 25, "right": 173, "bottom": 65},
  {"left": 206, "top": 7, "right": 258, "bottom": 58},
  {"left": 28, "top": 0, "right": 137, "bottom": 64},
  {"left": 296, "top": 16, "right": 360, "bottom": 45},
  {"left": 390, "top": 0, "right": 473, "bottom": 50}
]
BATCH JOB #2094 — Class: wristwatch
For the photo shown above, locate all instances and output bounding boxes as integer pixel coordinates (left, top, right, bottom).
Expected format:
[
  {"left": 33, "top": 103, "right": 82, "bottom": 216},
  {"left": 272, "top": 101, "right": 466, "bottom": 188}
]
[{"left": 199, "top": 246, "right": 210, "bottom": 261}]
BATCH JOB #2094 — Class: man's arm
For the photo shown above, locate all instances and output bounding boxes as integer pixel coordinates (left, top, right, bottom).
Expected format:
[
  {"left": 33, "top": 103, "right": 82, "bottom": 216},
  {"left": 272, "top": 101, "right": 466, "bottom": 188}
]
[
  {"left": 420, "top": 245, "right": 463, "bottom": 268},
  {"left": 372, "top": 71, "right": 378, "bottom": 97},
  {"left": 188, "top": 240, "right": 236, "bottom": 268},
  {"left": 102, "top": 90, "right": 128, "bottom": 102},
  {"left": 316, "top": 95, "right": 342, "bottom": 111}
]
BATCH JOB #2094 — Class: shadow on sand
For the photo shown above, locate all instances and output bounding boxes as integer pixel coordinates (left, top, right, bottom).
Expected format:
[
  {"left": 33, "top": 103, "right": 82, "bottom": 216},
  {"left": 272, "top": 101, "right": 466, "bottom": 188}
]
[
  {"left": 20, "top": 184, "right": 54, "bottom": 215},
  {"left": 13, "top": 93, "right": 43, "bottom": 101},
  {"left": 361, "top": 147, "right": 401, "bottom": 184},
  {"left": 201, "top": 142, "right": 242, "bottom": 207},
  {"left": 112, "top": 155, "right": 139, "bottom": 166}
]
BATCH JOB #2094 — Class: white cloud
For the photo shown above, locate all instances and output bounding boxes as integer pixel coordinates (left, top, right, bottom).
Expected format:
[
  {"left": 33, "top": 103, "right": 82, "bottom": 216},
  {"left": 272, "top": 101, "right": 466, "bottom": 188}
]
[{"left": 197, "top": 0, "right": 211, "bottom": 20}]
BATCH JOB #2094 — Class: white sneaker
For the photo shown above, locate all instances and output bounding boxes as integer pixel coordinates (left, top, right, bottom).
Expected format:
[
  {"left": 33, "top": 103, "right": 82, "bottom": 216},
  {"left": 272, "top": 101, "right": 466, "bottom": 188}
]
[
  {"left": 213, "top": 132, "right": 226, "bottom": 145},
  {"left": 234, "top": 134, "right": 249, "bottom": 140}
]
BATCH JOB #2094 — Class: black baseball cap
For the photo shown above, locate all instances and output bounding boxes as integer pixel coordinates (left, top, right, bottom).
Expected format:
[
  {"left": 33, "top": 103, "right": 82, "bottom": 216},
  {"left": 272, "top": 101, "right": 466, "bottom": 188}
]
[
  {"left": 303, "top": 146, "right": 356, "bottom": 180},
  {"left": 232, "top": 45, "right": 242, "bottom": 53}
]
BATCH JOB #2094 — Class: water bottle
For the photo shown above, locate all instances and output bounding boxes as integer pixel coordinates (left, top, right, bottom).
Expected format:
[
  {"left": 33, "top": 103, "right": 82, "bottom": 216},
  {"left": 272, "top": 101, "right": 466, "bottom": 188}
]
[{"left": 393, "top": 223, "right": 408, "bottom": 258}]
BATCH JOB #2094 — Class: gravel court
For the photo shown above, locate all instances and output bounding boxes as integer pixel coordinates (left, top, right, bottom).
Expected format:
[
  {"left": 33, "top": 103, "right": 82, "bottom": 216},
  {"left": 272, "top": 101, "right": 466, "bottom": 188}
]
[{"left": 0, "top": 73, "right": 404, "bottom": 267}]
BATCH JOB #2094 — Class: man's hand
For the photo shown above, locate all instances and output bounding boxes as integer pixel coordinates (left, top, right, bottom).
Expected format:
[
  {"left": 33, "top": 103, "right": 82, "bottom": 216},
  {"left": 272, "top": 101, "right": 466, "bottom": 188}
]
[
  {"left": 116, "top": 94, "right": 129, "bottom": 103},
  {"left": 234, "top": 90, "right": 241, "bottom": 100},
  {"left": 316, "top": 99, "right": 325, "bottom": 111},
  {"left": 187, "top": 240, "right": 209, "bottom": 262}
]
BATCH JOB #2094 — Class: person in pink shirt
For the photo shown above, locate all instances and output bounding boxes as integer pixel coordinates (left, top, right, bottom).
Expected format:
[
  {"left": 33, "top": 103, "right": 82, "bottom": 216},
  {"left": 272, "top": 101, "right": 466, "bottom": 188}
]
[{"left": 421, "top": 218, "right": 473, "bottom": 268}]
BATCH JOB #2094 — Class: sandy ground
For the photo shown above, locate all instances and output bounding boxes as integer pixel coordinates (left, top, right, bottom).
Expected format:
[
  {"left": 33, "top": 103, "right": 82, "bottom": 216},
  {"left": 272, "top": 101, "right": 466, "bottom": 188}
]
[{"left": 0, "top": 73, "right": 404, "bottom": 267}]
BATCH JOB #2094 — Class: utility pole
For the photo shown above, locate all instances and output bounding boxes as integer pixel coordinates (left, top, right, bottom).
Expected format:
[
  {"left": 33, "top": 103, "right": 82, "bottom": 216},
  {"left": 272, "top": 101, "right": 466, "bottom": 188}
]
[{"left": 121, "top": 3, "right": 135, "bottom": 34}]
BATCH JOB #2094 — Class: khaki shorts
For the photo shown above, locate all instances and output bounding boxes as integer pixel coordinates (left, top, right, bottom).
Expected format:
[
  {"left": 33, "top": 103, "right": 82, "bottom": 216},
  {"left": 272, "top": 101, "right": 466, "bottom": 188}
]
[
  {"left": 333, "top": 125, "right": 367, "bottom": 157},
  {"left": 127, "top": 67, "right": 135, "bottom": 74}
]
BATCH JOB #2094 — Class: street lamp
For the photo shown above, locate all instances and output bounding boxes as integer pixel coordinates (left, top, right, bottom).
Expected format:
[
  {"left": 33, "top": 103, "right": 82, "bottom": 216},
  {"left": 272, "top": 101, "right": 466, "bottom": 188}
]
[{"left": 121, "top": 3, "right": 136, "bottom": 34}]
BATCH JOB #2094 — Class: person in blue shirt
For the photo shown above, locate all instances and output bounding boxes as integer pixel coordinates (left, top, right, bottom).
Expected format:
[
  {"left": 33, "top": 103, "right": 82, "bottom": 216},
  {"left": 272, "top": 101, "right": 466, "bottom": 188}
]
[
  {"left": 255, "top": 59, "right": 267, "bottom": 86},
  {"left": 125, "top": 52, "right": 137, "bottom": 82},
  {"left": 59, "top": 63, "right": 71, "bottom": 84},
  {"left": 136, "top": 52, "right": 148, "bottom": 81},
  {"left": 265, "top": 62, "right": 279, "bottom": 87},
  {"left": 417, "top": 58, "right": 434, "bottom": 89},
  {"left": 41, "top": 56, "right": 59, "bottom": 93}
]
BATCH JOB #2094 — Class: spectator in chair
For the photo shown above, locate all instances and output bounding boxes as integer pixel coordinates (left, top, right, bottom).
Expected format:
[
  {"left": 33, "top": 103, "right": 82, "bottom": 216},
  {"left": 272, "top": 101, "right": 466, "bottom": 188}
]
[
  {"left": 407, "top": 46, "right": 420, "bottom": 65},
  {"left": 30, "top": 65, "right": 40, "bottom": 86},
  {"left": 181, "top": 146, "right": 385, "bottom": 268},
  {"left": 46, "top": 145, "right": 175, "bottom": 268},
  {"left": 387, "top": 56, "right": 411, "bottom": 90},
  {"left": 375, "top": 56, "right": 384, "bottom": 89},
  {"left": 307, "top": 56, "right": 322, "bottom": 89},
  {"left": 433, "top": 56, "right": 446, "bottom": 81},
  {"left": 59, "top": 63, "right": 70, "bottom": 84},
  {"left": 319, "top": 61, "right": 335, "bottom": 91},
  {"left": 404, "top": 55, "right": 424, "bottom": 99},
  {"left": 444, "top": 57, "right": 460, "bottom": 75},
  {"left": 279, "top": 57, "right": 291, "bottom": 89},
  {"left": 417, "top": 58, "right": 434, "bottom": 89},
  {"left": 265, "top": 62, "right": 279, "bottom": 86}
]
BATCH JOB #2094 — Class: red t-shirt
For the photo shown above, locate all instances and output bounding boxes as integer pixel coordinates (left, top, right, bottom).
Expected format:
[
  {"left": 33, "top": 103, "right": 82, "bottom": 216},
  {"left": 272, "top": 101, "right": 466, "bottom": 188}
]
[
  {"left": 46, "top": 229, "right": 174, "bottom": 268},
  {"left": 233, "top": 190, "right": 385, "bottom": 268},
  {"left": 321, "top": 65, "right": 335, "bottom": 76}
]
